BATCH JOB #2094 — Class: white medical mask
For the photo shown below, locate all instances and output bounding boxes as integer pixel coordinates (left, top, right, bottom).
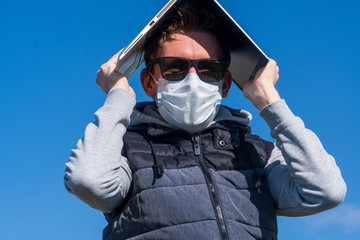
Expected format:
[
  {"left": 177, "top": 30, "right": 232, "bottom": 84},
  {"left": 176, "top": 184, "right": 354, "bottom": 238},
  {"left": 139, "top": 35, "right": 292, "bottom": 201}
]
[{"left": 151, "top": 73, "right": 223, "bottom": 133}]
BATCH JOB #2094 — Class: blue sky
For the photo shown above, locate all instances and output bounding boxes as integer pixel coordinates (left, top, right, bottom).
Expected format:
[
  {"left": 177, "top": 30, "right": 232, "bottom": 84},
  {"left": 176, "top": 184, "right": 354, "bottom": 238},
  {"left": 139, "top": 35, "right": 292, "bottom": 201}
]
[{"left": 0, "top": 0, "right": 359, "bottom": 239}]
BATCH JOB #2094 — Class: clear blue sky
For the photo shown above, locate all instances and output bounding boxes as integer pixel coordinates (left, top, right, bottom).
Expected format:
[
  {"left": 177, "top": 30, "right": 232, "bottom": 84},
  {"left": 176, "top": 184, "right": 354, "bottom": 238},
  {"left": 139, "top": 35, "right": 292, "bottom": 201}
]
[{"left": 1, "top": 0, "right": 359, "bottom": 239}]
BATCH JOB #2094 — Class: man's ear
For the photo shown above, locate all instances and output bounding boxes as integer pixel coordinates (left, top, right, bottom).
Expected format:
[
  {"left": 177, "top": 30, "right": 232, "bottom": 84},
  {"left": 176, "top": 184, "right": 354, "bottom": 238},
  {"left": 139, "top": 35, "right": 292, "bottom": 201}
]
[
  {"left": 141, "top": 68, "right": 157, "bottom": 97},
  {"left": 221, "top": 71, "right": 232, "bottom": 98}
]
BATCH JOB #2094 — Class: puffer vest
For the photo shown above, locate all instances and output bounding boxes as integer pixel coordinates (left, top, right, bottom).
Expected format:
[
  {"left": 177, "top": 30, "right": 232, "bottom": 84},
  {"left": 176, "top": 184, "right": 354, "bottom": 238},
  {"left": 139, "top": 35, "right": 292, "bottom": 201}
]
[{"left": 103, "top": 120, "right": 277, "bottom": 240}]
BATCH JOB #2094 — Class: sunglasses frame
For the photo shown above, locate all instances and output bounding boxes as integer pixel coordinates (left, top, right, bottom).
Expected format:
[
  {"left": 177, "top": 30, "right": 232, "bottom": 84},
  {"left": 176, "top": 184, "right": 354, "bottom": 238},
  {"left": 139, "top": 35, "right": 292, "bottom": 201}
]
[{"left": 149, "top": 57, "right": 226, "bottom": 82}]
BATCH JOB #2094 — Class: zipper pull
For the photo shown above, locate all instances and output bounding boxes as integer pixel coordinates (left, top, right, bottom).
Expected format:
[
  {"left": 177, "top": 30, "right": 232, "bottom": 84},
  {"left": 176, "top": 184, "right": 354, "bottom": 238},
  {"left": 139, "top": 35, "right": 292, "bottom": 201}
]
[{"left": 193, "top": 136, "right": 201, "bottom": 156}]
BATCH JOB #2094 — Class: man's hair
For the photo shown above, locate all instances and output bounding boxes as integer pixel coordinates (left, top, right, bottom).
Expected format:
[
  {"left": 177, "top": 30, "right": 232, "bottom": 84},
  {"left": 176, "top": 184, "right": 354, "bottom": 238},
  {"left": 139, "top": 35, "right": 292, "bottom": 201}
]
[{"left": 144, "top": 2, "right": 231, "bottom": 70}]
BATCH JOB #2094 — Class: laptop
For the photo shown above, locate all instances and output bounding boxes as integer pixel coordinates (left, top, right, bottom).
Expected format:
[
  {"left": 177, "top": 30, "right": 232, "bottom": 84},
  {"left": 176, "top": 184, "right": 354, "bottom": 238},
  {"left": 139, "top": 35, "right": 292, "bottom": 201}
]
[{"left": 115, "top": 0, "right": 268, "bottom": 89}]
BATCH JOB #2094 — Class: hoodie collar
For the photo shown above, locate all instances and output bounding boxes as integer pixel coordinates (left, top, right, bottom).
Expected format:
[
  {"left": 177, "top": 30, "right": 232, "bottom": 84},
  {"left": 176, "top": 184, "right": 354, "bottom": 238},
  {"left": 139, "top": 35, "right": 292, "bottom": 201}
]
[{"left": 129, "top": 102, "right": 252, "bottom": 135}]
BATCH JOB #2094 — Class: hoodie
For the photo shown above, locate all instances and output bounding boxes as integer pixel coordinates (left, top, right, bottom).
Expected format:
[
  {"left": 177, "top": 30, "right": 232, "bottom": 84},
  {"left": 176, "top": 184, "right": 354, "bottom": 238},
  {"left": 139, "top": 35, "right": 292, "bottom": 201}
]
[{"left": 64, "top": 88, "right": 346, "bottom": 216}]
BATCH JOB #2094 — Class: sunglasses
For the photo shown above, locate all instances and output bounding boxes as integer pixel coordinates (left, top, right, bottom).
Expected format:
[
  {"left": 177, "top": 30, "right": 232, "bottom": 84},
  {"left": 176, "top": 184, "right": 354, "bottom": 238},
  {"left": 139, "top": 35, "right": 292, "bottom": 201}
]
[{"left": 149, "top": 57, "right": 226, "bottom": 82}]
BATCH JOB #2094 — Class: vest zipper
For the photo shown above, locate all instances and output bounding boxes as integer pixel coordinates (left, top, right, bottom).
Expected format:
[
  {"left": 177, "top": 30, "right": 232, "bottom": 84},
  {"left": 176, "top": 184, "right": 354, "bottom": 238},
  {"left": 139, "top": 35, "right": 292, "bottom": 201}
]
[{"left": 192, "top": 135, "right": 229, "bottom": 240}]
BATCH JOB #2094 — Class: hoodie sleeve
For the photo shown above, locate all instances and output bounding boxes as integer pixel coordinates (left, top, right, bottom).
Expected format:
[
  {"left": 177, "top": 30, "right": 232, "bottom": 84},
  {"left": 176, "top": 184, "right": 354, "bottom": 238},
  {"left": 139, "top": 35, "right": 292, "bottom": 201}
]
[
  {"left": 64, "top": 89, "right": 136, "bottom": 213},
  {"left": 260, "top": 100, "right": 346, "bottom": 216}
]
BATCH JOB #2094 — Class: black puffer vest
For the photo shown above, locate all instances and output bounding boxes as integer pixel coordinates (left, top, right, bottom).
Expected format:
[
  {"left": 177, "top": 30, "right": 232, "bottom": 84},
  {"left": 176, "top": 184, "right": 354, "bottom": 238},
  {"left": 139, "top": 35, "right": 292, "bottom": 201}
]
[{"left": 103, "top": 120, "right": 277, "bottom": 240}]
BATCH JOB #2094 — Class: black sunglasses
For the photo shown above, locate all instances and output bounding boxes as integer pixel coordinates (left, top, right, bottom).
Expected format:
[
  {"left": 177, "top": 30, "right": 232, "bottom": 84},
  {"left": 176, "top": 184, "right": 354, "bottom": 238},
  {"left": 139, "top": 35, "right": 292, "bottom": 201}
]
[{"left": 149, "top": 57, "right": 226, "bottom": 82}]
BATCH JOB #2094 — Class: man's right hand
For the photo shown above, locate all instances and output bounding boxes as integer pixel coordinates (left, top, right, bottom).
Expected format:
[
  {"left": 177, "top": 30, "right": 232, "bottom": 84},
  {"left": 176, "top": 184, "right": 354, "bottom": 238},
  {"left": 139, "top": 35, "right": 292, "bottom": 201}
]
[{"left": 96, "top": 50, "right": 136, "bottom": 97}]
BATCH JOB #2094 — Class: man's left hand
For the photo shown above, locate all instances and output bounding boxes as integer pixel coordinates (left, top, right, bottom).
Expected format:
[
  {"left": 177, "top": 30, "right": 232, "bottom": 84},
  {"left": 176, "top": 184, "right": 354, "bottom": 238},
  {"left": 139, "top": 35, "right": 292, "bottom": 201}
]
[{"left": 242, "top": 59, "right": 281, "bottom": 110}]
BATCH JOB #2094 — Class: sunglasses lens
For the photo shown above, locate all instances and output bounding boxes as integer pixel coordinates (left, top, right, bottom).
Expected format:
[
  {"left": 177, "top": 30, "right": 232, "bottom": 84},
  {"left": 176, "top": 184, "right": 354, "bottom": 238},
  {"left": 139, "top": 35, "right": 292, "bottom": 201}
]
[
  {"left": 157, "top": 57, "right": 225, "bottom": 82},
  {"left": 198, "top": 60, "right": 224, "bottom": 82},
  {"left": 161, "top": 58, "right": 189, "bottom": 80}
]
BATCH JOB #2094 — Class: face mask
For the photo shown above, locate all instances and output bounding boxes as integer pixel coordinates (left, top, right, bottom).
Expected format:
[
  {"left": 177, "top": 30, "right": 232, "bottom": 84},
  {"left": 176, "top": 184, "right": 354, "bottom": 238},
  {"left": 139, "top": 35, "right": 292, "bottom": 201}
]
[{"left": 151, "top": 73, "right": 223, "bottom": 133}]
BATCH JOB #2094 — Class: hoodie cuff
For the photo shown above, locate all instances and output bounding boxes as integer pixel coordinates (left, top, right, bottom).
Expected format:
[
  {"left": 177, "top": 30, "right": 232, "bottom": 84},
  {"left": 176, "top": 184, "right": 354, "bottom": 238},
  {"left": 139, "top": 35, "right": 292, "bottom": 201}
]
[{"left": 259, "top": 99, "right": 295, "bottom": 131}]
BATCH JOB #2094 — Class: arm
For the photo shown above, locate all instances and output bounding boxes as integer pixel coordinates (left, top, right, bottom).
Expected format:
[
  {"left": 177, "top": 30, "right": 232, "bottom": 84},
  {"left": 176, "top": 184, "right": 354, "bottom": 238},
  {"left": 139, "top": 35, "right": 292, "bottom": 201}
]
[
  {"left": 64, "top": 51, "right": 136, "bottom": 213},
  {"left": 243, "top": 59, "right": 346, "bottom": 216},
  {"left": 261, "top": 100, "right": 346, "bottom": 216}
]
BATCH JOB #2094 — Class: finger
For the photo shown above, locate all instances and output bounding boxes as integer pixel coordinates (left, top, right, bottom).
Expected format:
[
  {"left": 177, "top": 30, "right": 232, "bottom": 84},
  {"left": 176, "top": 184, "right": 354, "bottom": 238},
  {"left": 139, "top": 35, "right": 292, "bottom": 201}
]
[
  {"left": 269, "top": 59, "right": 276, "bottom": 66},
  {"left": 99, "top": 63, "right": 114, "bottom": 76},
  {"left": 109, "top": 48, "right": 125, "bottom": 63}
]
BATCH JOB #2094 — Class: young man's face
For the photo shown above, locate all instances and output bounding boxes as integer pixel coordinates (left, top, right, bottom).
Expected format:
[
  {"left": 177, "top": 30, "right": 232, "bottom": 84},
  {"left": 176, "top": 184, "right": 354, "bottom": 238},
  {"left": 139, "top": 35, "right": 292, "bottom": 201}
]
[{"left": 141, "top": 30, "right": 232, "bottom": 97}]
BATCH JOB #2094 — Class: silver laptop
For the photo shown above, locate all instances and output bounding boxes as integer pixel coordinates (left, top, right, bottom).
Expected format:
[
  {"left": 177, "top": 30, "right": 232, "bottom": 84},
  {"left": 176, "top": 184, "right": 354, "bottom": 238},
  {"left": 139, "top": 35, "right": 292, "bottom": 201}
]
[{"left": 115, "top": 0, "right": 268, "bottom": 89}]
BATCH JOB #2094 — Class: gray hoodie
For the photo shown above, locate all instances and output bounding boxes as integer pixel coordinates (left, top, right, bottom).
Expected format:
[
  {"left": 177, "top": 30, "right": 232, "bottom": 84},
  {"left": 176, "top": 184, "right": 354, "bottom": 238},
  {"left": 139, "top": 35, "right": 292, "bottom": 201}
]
[{"left": 64, "top": 88, "right": 346, "bottom": 216}]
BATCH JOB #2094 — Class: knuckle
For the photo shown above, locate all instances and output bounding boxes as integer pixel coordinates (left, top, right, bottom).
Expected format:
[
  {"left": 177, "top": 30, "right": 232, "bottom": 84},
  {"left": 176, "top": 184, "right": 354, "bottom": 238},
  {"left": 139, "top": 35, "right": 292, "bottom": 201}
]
[{"left": 100, "top": 64, "right": 108, "bottom": 72}]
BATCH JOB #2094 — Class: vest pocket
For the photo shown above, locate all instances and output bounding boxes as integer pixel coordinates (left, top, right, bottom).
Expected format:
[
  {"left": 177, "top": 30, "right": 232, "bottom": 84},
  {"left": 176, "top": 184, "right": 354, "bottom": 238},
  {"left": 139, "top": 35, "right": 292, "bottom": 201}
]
[{"left": 213, "top": 129, "right": 242, "bottom": 150}]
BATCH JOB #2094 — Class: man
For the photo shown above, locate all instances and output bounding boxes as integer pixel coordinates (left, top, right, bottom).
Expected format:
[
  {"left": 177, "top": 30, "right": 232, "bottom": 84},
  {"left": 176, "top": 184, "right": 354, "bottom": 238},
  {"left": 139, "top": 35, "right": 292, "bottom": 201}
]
[{"left": 64, "top": 3, "right": 346, "bottom": 240}]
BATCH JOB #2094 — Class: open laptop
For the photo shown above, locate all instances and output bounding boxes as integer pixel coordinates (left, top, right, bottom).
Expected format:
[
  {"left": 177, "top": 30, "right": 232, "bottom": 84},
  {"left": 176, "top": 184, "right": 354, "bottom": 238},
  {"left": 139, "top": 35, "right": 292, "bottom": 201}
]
[{"left": 115, "top": 0, "right": 268, "bottom": 89}]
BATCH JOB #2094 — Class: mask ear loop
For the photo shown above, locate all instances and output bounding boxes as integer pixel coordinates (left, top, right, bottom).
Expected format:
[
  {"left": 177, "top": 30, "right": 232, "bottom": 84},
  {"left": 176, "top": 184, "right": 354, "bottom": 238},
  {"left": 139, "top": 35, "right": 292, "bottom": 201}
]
[
  {"left": 149, "top": 72, "right": 159, "bottom": 85},
  {"left": 149, "top": 72, "right": 160, "bottom": 104}
]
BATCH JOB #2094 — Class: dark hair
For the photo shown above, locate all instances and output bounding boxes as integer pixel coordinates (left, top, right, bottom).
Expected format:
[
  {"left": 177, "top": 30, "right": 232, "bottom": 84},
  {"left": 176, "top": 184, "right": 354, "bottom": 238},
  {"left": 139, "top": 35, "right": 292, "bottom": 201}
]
[{"left": 144, "top": 2, "right": 230, "bottom": 70}]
